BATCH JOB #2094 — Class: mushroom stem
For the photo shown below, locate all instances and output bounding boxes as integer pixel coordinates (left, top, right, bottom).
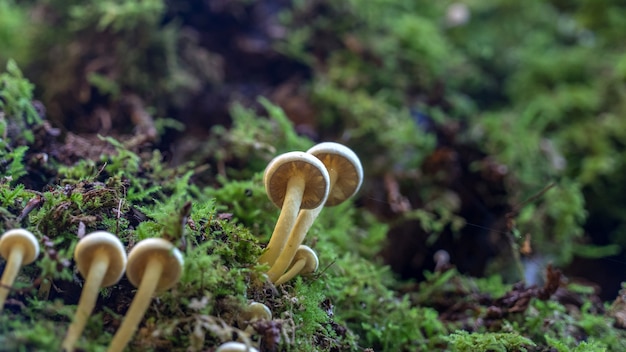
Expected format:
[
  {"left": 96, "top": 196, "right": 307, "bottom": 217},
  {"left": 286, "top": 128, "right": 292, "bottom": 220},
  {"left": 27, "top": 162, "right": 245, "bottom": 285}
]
[
  {"left": 107, "top": 259, "right": 163, "bottom": 352},
  {"left": 258, "top": 176, "right": 305, "bottom": 266},
  {"left": 266, "top": 171, "right": 337, "bottom": 282},
  {"left": 62, "top": 250, "right": 110, "bottom": 351},
  {"left": 0, "top": 244, "right": 25, "bottom": 311}
]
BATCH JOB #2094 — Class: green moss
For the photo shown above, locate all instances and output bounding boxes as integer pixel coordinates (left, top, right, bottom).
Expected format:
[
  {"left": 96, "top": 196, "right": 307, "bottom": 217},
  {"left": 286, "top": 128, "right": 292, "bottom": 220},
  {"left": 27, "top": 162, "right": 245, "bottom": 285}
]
[
  {"left": 4, "top": 0, "right": 626, "bottom": 351},
  {"left": 0, "top": 2, "right": 32, "bottom": 65},
  {"left": 0, "top": 60, "right": 40, "bottom": 184}
]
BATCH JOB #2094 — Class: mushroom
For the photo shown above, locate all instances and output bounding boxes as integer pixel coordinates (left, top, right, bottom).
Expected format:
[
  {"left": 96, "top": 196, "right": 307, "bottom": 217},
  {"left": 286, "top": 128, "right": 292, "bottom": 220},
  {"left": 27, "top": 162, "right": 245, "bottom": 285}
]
[
  {"left": 62, "top": 231, "right": 127, "bottom": 352},
  {"left": 0, "top": 228, "right": 39, "bottom": 312},
  {"left": 106, "top": 238, "right": 183, "bottom": 352},
  {"left": 238, "top": 301, "right": 272, "bottom": 333},
  {"left": 433, "top": 249, "right": 451, "bottom": 273},
  {"left": 266, "top": 143, "right": 362, "bottom": 282},
  {"left": 215, "top": 342, "right": 259, "bottom": 352},
  {"left": 258, "top": 151, "right": 330, "bottom": 267},
  {"left": 274, "top": 245, "right": 318, "bottom": 285}
]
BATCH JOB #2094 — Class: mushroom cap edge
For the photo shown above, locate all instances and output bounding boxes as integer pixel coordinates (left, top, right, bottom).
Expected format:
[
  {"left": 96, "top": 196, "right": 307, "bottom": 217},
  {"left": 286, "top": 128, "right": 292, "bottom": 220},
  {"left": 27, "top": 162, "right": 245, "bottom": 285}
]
[
  {"left": 307, "top": 142, "right": 363, "bottom": 206},
  {"left": 126, "top": 238, "right": 184, "bottom": 291},
  {"left": 74, "top": 231, "right": 128, "bottom": 287},
  {"left": 263, "top": 151, "right": 330, "bottom": 210},
  {"left": 0, "top": 228, "right": 40, "bottom": 264}
]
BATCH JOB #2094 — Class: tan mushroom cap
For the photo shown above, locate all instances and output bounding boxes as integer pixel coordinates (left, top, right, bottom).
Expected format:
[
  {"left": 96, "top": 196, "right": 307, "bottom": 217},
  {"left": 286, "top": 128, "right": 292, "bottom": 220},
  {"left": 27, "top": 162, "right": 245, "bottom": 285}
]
[
  {"left": 126, "top": 238, "right": 183, "bottom": 291},
  {"left": 0, "top": 228, "right": 39, "bottom": 264},
  {"left": 75, "top": 231, "right": 127, "bottom": 287},
  {"left": 264, "top": 151, "right": 330, "bottom": 210},
  {"left": 307, "top": 142, "right": 363, "bottom": 206}
]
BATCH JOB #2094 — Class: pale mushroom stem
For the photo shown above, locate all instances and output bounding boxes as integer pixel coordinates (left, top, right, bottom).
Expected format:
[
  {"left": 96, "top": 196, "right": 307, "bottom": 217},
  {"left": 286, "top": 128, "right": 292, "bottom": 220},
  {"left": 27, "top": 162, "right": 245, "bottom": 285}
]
[
  {"left": 0, "top": 244, "right": 25, "bottom": 312},
  {"left": 107, "top": 258, "right": 163, "bottom": 352},
  {"left": 258, "top": 176, "right": 306, "bottom": 266},
  {"left": 62, "top": 250, "right": 111, "bottom": 351},
  {"left": 274, "top": 257, "right": 307, "bottom": 285},
  {"left": 266, "top": 170, "right": 337, "bottom": 282}
]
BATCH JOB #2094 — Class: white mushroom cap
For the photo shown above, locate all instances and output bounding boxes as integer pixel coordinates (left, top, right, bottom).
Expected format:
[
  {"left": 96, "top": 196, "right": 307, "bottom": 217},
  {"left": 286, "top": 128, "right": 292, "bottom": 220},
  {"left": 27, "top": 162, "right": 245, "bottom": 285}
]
[
  {"left": 264, "top": 151, "right": 330, "bottom": 210},
  {"left": 215, "top": 342, "right": 259, "bottom": 352},
  {"left": 290, "top": 245, "right": 318, "bottom": 274},
  {"left": 75, "top": 231, "right": 127, "bottom": 287},
  {"left": 126, "top": 238, "right": 184, "bottom": 291},
  {"left": 0, "top": 228, "right": 39, "bottom": 264},
  {"left": 307, "top": 142, "right": 363, "bottom": 206},
  {"left": 274, "top": 245, "right": 319, "bottom": 285}
]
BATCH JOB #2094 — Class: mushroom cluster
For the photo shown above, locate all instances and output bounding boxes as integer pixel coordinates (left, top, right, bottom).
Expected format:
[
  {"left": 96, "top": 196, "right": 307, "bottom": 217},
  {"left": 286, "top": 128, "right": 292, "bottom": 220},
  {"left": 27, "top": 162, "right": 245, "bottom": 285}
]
[
  {"left": 1, "top": 143, "right": 362, "bottom": 348},
  {"left": 258, "top": 151, "right": 330, "bottom": 267},
  {"left": 260, "top": 142, "right": 363, "bottom": 284}
]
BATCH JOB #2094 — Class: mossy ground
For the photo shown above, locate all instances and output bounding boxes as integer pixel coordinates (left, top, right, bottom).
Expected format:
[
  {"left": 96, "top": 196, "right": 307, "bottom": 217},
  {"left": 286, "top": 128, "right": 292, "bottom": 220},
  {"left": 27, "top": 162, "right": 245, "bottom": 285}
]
[{"left": 2, "top": 0, "right": 626, "bottom": 351}]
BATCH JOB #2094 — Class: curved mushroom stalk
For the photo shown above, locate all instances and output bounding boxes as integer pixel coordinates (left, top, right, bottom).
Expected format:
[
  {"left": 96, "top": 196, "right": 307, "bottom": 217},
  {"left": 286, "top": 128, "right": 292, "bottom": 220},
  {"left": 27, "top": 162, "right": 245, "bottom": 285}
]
[
  {"left": 106, "top": 238, "right": 183, "bottom": 352},
  {"left": 62, "top": 231, "right": 127, "bottom": 352},
  {"left": 267, "top": 143, "right": 362, "bottom": 283},
  {"left": 0, "top": 229, "right": 39, "bottom": 312},
  {"left": 274, "top": 245, "right": 318, "bottom": 285},
  {"left": 258, "top": 152, "right": 330, "bottom": 267}
]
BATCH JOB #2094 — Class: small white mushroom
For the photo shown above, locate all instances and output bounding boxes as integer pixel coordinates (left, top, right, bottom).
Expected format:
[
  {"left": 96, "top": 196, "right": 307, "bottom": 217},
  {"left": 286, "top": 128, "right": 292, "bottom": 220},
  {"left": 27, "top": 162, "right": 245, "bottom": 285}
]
[
  {"left": 62, "top": 231, "right": 127, "bottom": 351},
  {"left": 215, "top": 341, "right": 259, "bottom": 352},
  {"left": 0, "top": 228, "right": 39, "bottom": 311}
]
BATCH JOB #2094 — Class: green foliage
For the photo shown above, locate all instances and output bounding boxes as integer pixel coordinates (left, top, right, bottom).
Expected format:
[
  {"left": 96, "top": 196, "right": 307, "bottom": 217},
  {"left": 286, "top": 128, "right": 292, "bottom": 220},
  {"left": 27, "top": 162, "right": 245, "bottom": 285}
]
[
  {"left": 0, "top": 59, "right": 40, "bottom": 141},
  {"left": 0, "top": 1, "right": 32, "bottom": 65},
  {"left": 0, "top": 182, "right": 27, "bottom": 208},
  {"left": 312, "top": 81, "right": 436, "bottom": 173},
  {"left": 209, "top": 98, "right": 315, "bottom": 178},
  {"left": 27, "top": 0, "right": 214, "bottom": 119},
  {"left": 512, "top": 181, "right": 609, "bottom": 265},
  {"left": 401, "top": 0, "right": 622, "bottom": 268},
  {"left": 4, "top": 0, "right": 626, "bottom": 351},
  {"left": 473, "top": 274, "right": 512, "bottom": 299},
  {"left": 519, "top": 298, "right": 626, "bottom": 351},
  {"left": 1, "top": 145, "right": 28, "bottom": 182},
  {"left": 445, "top": 330, "right": 535, "bottom": 352},
  {"left": 280, "top": 1, "right": 444, "bottom": 173},
  {"left": 319, "top": 252, "right": 447, "bottom": 350},
  {"left": 99, "top": 135, "right": 142, "bottom": 175},
  {"left": 545, "top": 335, "right": 608, "bottom": 352},
  {"left": 0, "top": 313, "right": 67, "bottom": 351},
  {"left": 205, "top": 173, "right": 275, "bottom": 237},
  {"left": 361, "top": 299, "right": 446, "bottom": 351},
  {"left": 68, "top": 0, "right": 165, "bottom": 32},
  {"left": 291, "top": 279, "right": 329, "bottom": 337},
  {"left": 0, "top": 60, "right": 41, "bottom": 184}
]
